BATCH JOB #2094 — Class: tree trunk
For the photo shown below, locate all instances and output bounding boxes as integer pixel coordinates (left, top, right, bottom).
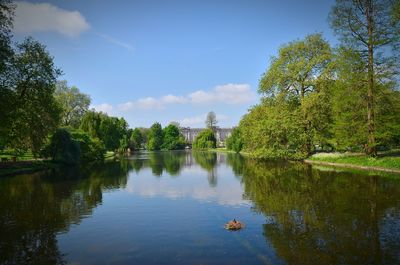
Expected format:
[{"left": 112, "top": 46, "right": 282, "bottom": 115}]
[{"left": 366, "top": 0, "right": 377, "bottom": 156}]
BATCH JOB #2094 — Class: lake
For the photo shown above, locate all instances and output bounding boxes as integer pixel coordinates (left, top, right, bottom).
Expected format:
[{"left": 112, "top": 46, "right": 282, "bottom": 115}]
[{"left": 1, "top": 151, "right": 400, "bottom": 265}]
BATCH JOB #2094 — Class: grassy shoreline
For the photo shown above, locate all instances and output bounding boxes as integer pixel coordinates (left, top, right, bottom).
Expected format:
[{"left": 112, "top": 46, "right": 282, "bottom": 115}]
[
  {"left": 0, "top": 160, "right": 58, "bottom": 177},
  {"left": 306, "top": 152, "right": 400, "bottom": 173}
]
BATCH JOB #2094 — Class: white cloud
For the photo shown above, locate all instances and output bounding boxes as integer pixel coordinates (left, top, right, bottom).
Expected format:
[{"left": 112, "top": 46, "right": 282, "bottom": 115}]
[
  {"left": 97, "top": 33, "right": 134, "bottom": 52},
  {"left": 14, "top": 1, "right": 90, "bottom": 37},
  {"left": 179, "top": 113, "right": 228, "bottom": 127},
  {"left": 117, "top": 83, "right": 253, "bottom": 112},
  {"left": 189, "top": 83, "right": 254, "bottom": 104},
  {"left": 92, "top": 103, "right": 113, "bottom": 114}
]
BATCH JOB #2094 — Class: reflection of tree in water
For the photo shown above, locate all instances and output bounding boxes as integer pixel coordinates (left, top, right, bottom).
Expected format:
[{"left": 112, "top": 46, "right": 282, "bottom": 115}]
[
  {"left": 0, "top": 161, "right": 129, "bottom": 265},
  {"left": 131, "top": 151, "right": 187, "bottom": 177},
  {"left": 226, "top": 153, "right": 244, "bottom": 178},
  {"left": 239, "top": 159, "right": 400, "bottom": 264},
  {"left": 192, "top": 151, "right": 218, "bottom": 187}
]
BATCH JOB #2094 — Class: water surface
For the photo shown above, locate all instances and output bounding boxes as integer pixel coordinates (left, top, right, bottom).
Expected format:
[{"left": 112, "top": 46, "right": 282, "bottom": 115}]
[{"left": 1, "top": 151, "right": 400, "bottom": 264}]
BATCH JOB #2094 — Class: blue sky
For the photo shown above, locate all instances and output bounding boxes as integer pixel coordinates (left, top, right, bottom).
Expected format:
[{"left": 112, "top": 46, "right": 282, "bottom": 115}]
[{"left": 13, "top": 0, "right": 337, "bottom": 128}]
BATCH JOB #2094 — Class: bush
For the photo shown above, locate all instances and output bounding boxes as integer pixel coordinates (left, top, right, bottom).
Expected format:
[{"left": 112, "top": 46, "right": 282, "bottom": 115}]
[
  {"left": 44, "top": 128, "right": 80, "bottom": 164},
  {"left": 44, "top": 128, "right": 105, "bottom": 164},
  {"left": 192, "top": 129, "right": 217, "bottom": 149},
  {"left": 226, "top": 128, "right": 243, "bottom": 153}
]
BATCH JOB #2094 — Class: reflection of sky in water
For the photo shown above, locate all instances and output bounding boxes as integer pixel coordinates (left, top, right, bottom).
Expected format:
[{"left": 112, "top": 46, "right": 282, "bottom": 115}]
[{"left": 125, "top": 164, "right": 251, "bottom": 207}]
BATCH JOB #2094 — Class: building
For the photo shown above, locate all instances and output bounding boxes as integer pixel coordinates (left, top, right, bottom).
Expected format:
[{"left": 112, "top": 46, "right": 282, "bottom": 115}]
[{"left": 180, "top": 127, "right": 233, "bottom": 145}]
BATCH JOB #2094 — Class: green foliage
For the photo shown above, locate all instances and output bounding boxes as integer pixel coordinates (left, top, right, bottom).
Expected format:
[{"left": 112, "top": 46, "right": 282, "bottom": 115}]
[
  {"left": 147, "top": 123, "right": 163, "bottom": 151},
  {"left": 45, "top": 128, "right": 80, "bottom": 165},
  {"left": 192, "top": 129, "right": 217, "bottom": 149},
  {"left": 162, "top": 124, "right": 186, "bottom": 150},
  {"left": 129, "top": 128, "right": 143, "bottom": 150},
  {"left": 225, "top": 127, "right": 243, "bottom": 153},
  {"left": 239, "top": 98, "right": 307, "bottom": 159},
  {"left": 44, "top": 128, "right": 105, "bottom": 164},
  {"left": 3, "top": 37, "right": 62, "bottom": 155},
  {"left": 69, "top": 130, "right": 105, "bottom": 161},
  {"left": 55, "top": 80, "right": 91, "bottom": 128},
  {"left": 79, "top": 111, "right": 128, "bottom": 151}
]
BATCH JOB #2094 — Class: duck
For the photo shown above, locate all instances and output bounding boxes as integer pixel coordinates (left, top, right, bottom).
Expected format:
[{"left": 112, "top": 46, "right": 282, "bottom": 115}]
[{"left": 225, "top": 219, "right": 244, "bottom": 230}]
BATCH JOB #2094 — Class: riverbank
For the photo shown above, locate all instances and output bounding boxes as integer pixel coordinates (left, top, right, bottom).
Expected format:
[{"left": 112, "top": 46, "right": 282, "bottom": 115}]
[
  {"left": 306, "top": 152, "right": 400, "bottom": 174},
  {"left": 0, "top": 160, "right": 58, "bottom": 177}
]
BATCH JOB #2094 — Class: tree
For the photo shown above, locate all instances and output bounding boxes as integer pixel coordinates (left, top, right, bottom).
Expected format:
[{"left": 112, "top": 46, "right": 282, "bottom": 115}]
[
  {"left": 130, "top": 128, "right": 143, "bottom": 151},
  {"left": 330, "top": 0, "right": 400, "bottom": 155},
  {"left": 205, "top": 111, "right": 218, "bottom": 129},
  {"left": 55, "top": 80, "right": 91, "bottom": 128},
  {"left": 226, "top": 127, "right": 243, "bottom": 153},
  {"left": 192, "top": 129, "right": 217, "bottom": 149},
  {"left": 147, "top": 122, "right": 163, "bottom": 151},
  {"left": 7, "top": 38, "right": 62, "bottom": 154},
  {"left": 259, "top": 33, "right": 333, "bottom": 156},
  {"left": 162, "top": 124, "right": 186, "bottom": 150}
]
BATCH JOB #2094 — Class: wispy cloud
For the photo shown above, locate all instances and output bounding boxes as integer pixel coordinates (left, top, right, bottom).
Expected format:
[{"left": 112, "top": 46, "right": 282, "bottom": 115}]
[
  {"left": 97, "top": 33, "right": 135, "bottom": 52},
  {"left": 14, "top": 1, "right": 90, "bottom": 37},
  {"left": 115, "top": 83, "right": 254, "bottom": 112}
]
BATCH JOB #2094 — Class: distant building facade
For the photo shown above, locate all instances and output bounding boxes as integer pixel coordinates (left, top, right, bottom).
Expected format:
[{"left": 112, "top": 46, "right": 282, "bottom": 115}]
[{"left": 180, "top": 127, "right": 233, "bottom": 145}]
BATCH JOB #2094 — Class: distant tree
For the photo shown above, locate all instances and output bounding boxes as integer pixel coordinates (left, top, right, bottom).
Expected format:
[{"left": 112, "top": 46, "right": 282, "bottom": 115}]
[
  {"left": 162, "top": 124, "right": 186, "bottom": 150},
  {"left": 192, "top": 129, "right": 217, "bottom": 149},
  {"left": 169, "top": 121, "right": 180, "bottom": 128},
  {"left": 226, "top": 127, "right": 243, "bottom": 153},
  {"left": 147, "top": 122, "right": 163, "bottom": 151},
  {"left": 330, "top": 0, "right": 400, "bottom": 155},
  {"left": 55, "top": 80, "right": 91, "bottom": 128},
  {"left": 205, "top": 111, "right": 218, "bottom": 129},
  {"left": 130, "top": 128, "right": 143, "bottom": 151}
]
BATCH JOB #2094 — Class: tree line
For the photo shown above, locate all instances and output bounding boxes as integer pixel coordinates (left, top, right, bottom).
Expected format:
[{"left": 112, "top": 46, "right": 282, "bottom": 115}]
[{"left": 226, "top": 0, "right": 400, "bottom": 159}]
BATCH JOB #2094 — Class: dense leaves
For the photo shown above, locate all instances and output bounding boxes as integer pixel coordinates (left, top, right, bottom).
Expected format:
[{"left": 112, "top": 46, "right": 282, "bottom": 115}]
[
  {"left": 55, "top": 80, "right": 91, "bottom": 128},
  {"left": 192, "top": 129, "right": 217, "bottom": 149},
  {"left": 225, "top": 127, "right": 243, "bottom": 153}
]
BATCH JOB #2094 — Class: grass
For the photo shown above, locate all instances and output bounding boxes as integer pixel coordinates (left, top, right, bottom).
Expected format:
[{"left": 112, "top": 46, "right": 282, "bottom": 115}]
[
  {"left": 0, "top": 150, "right": 36, "bottom": 161},
  {"left": 308, "top": 151, "right": 400, "bottom": 171},
  {"left": 0, "top": 160, "right": 56, "bottom": 177}
]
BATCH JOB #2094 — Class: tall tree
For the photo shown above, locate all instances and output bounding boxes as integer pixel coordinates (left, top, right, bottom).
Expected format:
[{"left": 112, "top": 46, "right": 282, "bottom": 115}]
[
  {"left": 330, "top": 0, "right": 400, "bottom": 155},
  {"left": 259, "top": 33, "right": 333, "bottom": 156},
  {"left": 0, "top": 0, "right": 15, "bottom": 148},
  {"left": 205, "top": 111, "right": 217, "bottom": 129},
  {"left": 55, "top": 80, "right": 91, "bottom": 128},
  {"left": 9, "top": 38, "right": 62, "bottom": 154}
]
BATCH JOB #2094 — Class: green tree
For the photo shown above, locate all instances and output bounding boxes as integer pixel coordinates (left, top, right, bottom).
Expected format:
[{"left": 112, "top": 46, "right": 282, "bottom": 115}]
[
  {"left": 162, "top": 124, "right": 186, "bottom": 150},
  {"left": 330, "top": 0, "right": 400, "bottom": 155},
  {"left": 8, "top": 38, "right": 62, "bottom": 154},
  {"left": 258, "top": 33, "right": 333, "bottom": 156},
  {"left": 147, "top": 122, "right": 163, "bottom": 151},
  {"left": 0, "top": 1, "right": 15, "bottom": 148},
  {"left": 205, "top": 111, "right": 218, "bottom": 129},
  {"left": 226, "top": 127, "right": 243, "bottom": 153},
  {"left": 130, "top": 128, "right": 143, "bottom": 151},
  {"left": 55, "top": 80, "right": 91, "bottom": 128},
  {"left": 192, "top": 129, "right": 217, "bottom": 149}
]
